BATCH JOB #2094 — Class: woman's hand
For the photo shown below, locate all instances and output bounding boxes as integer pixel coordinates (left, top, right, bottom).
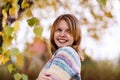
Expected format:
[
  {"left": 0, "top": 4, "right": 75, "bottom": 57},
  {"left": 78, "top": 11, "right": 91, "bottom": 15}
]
[{"left": 36, "top": 74, "right": 52, "bottom": 80}]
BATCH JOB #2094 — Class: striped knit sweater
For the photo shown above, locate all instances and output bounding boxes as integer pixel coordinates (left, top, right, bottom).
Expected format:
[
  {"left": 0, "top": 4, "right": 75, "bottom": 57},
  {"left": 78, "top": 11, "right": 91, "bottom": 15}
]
[{"left": 37, "top": 46, "right": 81, "bottom": 80}]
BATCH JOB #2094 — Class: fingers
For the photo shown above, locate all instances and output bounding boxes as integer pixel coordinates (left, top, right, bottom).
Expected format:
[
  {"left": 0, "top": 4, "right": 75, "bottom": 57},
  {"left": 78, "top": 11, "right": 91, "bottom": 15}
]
[{"left": 36, "top": 74, "right": 52, "bottom": 80}]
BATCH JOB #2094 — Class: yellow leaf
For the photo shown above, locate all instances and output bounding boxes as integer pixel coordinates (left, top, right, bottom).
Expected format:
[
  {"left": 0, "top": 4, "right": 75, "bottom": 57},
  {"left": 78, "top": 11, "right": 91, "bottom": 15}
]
[
  {"left": 25, "top": 9, "right": 32, "bottom": 17},
  {"left": 2, "top": 9, "right": 7, "bottom": 26},
  {"left": 2, "top": 18, "right": 6, "bottom": 27},
  {"left": 0, "top": 32, "right": 3, "bottom": 36},
  {"left": 9, "top": 7, "right": 16, "bottom": 16},
  {"left": 4, "top": 36, "right": 13, "bottom": 47},
  {"left": 10, "top": 0, "right": 15, "bottom": 4},
  {"left": 11, "top": 0, "right": 19, "bottom": 7},
  {"left": 2, "top": 9, "right": 7, "bottom": 19},
  {"left": 0, "top": 54, "right": 4, "bottom": 65},
  {"left": 22, "top": 0, "right": 30, "bottom": 9},
  {"left": 13, "top": 21, "right": 19, "bottom": 33},
  {"left": 0, "top": 54, "right": 9, "bottom": 65},
  {"left": 16, "top": 54, "right": 24, "bottom": 68},
  {"left": 2, "top": 56, "right": 9, "bottom": 65}
]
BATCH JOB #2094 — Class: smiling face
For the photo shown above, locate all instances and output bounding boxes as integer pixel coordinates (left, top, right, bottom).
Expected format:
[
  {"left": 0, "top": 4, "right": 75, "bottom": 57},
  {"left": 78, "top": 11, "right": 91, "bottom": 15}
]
[
  {"left": 50, "top": 14, "right": 81, "bottom": 54},
  {"left": 54, "top": 20, "right": 74, "bottom": 48}
]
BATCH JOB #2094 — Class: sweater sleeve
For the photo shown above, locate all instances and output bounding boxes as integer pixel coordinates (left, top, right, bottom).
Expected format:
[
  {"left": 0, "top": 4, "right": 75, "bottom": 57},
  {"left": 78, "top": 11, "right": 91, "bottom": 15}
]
[{"left": 42, "top": 47, "right": 81, "bottom": 80}]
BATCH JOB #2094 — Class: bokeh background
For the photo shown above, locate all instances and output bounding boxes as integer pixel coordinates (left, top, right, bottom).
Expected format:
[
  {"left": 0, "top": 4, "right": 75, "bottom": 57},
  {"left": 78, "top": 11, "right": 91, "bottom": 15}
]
[{"left": 0, "top": 0, "right": 120, "bottom": 80}]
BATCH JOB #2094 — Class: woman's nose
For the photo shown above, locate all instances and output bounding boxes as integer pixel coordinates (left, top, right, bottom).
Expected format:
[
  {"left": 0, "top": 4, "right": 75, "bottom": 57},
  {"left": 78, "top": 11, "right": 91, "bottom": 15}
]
[{"left": 61, "top": 31, "right": 65, "bottom": 36}]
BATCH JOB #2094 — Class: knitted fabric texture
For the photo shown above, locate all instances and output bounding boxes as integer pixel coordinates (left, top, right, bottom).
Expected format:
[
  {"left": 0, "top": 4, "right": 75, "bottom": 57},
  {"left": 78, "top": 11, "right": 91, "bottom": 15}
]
[{"left": 38, "top": 46, "right": 81, "bottom": 80}]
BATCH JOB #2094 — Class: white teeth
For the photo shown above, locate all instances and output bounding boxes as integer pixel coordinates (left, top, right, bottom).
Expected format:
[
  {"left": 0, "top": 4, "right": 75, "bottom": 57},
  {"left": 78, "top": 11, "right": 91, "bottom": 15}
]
[{"left": 58, "top": 39, "right": 66, "bottom": 43}]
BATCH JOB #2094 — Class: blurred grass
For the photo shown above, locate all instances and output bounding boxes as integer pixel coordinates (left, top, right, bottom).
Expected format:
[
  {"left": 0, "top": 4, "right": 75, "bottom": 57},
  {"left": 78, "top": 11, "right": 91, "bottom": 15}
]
[
  {"left": 0, "top": 63, "right": 14, "bottom": 80},
  {"left": 1, "top": 55, "right": 120, "bottom": 80},
  {"left": 0, "top": 37, "right": 120, "bottom": 80},
  {"left": 81, "top": 55, "right": 120, "bottom": 80}
]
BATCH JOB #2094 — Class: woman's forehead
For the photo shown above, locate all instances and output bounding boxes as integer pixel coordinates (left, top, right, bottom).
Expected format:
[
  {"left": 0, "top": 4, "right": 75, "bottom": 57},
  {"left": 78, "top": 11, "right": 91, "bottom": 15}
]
[{"left": 56, "top": 20, "right": 73, "bottom": 30}]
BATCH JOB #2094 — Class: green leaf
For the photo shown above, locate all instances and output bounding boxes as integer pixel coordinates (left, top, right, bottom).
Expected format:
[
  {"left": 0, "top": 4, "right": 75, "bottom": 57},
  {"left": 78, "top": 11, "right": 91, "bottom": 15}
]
[
  {"left": 96, "top": 0, "right": 106, "bottom": 7},
  {"left": 14, "top": 73, "right": 22, "bottom": 80},
  {"left": 11, "top": 48, "right": 19, "bottom": 56},
  {"left": 8, "top": 64, "right": 16, "bottom": 73},
  {"left": 3, "top": 35, "right": 13, "bottom": 48},
  {"left": 8, "top": 64, "right": 13, "bottom": 73},
  {"left": 13, "top": 21, "right": 20, "bottom": 33},
  {"left": 21, "top": 0, "right": 30, "bottom": 9},
  {"left": 4, "top": 2, "right": 11, "bottom": 11},
  {"left": 22, "top": 74, "right": 28, "bottom": 80},
  {"left": 4, "top": 50, "right": 10, "bottom": 57},
  {"left": 33, "top": 26, "right": 43, "bottom": 37},
  {"left": 4, "top": 25, "right": 13, "bottom": 37},
  {"left": 27, "top": 17, "right": 38, "bottom": 27},
  {"left": 2, "top": 42, "right": 9, "bottom": 52}
]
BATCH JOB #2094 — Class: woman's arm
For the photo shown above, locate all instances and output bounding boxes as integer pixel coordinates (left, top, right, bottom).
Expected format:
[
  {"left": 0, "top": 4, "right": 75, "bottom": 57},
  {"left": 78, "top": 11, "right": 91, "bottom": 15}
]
[
  {"left": 36, "top": 74, "right": 52, "bottom": 80},
  {"left": 36, "top": 47, "right": 81, "bottom": 80}
]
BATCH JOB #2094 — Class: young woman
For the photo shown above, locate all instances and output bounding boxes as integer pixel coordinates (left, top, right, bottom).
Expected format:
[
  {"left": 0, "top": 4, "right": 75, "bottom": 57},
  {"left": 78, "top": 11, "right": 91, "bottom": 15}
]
[{"left": 36, "top": 14, "right": 84, "bottom": 80}]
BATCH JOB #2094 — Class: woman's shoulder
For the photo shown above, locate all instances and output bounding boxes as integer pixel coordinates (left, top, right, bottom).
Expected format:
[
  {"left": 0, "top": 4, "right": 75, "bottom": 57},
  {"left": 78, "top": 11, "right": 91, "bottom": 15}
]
[
  {"left": 58, "top": 46, "right": 76, "bottom": 51},
  {"left": 54, "top": 46, "right": 80, "bottom": 59},
  {"left": 53, "top": 46, "right": 81, "bottom": 68},
  {"left": 54, "top": 46, "right": 75, "bottom": 54}
]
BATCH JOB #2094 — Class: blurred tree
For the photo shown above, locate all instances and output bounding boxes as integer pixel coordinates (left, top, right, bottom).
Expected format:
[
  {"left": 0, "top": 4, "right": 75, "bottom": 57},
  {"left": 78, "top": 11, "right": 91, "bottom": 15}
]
[
  {"left": 98, "top": 60, "right": 116, "bottom": 80},
  {"left": 0, "top": 0, "right": 108, "bottom": 66},
  {"left": 115, "top": 54, "right": 120, "bottom": 80},
  {"left": 81, "top": 50, "right": 117, "bottom": 80},
  {"left": 0, "top": 0, "right": 34, "bottom": 80},
  {"left": 81, "top": 50, "right": 99, "bottom": 80},
  {"left": 1, "top": 0, "right": 120, "bottom": 80},
  {"left": 17, "top": 37, "right": 51, "bottom": 80},
  {"left": 0, "top": 63, "right": 14, "bottom": 80}
]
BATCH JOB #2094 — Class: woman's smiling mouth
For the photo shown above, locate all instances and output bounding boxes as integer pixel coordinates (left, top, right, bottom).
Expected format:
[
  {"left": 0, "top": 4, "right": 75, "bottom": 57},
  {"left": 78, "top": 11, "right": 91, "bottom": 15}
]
[{"left": 57, "top": 38, "right": 68, "bottom": 43}]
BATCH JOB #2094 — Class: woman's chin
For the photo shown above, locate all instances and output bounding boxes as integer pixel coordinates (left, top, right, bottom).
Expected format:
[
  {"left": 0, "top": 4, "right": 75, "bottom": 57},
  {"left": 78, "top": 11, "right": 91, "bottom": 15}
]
[{"left": 57, "top": 45, "right": 66, "bottom": 48}]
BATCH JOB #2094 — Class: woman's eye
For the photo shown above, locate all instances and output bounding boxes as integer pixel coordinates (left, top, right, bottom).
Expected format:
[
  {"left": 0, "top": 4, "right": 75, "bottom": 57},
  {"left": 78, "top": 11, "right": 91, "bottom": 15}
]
[
  {"left": 67, "top": 30, "right": 71, "bottom": 33},
  {"left": 56, "top": 28, "right": 62, "bottom": 32}
]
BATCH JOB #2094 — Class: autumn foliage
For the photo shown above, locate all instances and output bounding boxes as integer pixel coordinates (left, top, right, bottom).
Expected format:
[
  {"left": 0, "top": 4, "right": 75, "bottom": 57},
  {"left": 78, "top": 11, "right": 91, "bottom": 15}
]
[{"left": 0, "top": 0, "right": 120, "bottom": 80}]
